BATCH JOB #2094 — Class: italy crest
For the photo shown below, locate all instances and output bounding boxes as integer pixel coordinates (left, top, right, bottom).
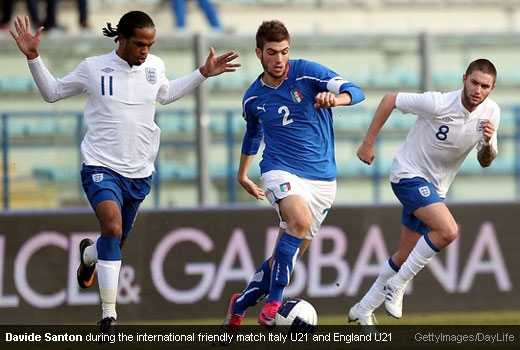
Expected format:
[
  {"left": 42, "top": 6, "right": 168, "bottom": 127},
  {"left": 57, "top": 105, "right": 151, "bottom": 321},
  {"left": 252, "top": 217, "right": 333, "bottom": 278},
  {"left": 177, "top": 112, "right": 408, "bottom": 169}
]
[{"left": 290, "top": 88, "right": 303, "bottom": 103}]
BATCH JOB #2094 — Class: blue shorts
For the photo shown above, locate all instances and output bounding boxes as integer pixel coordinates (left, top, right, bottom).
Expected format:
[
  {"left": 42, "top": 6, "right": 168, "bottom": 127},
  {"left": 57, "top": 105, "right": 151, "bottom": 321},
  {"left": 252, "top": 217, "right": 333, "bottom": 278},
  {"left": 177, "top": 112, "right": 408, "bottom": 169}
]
[
  {"left": 81, "top": 165, "right": 152, "bottom": 238},
  {"left": 391, "top": 177, "right": 444, "bottom": 235}
]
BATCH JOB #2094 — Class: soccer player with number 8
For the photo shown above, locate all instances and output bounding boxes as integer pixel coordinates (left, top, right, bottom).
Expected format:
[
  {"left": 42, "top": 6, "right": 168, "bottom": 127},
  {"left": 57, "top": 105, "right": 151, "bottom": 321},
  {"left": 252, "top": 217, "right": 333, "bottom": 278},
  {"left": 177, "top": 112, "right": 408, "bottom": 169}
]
[{"left": 349, "top": 59, "right": 500, "bottom": 325}]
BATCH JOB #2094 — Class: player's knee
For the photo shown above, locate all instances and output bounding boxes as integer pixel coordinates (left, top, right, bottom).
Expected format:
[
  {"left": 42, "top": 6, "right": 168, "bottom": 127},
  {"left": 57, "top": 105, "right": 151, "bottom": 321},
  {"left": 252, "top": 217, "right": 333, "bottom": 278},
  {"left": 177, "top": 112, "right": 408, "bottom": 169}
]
[
  {"left": 287, "top": 216, "right": 312, "bottom": 238},
  {"left": 440, "top": 222, "right": 458, "bottom": 244},
  {"left": 102, "top": 221, "right": 123, "bottom": 237}
]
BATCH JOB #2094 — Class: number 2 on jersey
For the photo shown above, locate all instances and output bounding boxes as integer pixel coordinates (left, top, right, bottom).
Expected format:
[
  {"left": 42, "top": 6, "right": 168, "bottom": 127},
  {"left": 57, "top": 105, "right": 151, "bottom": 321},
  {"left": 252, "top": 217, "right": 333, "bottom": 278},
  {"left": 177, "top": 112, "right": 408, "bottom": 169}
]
[
  {"left": 279, "top": 106, "right": 293, "bottom": 126},
  {"left": 436, "top": 125, "right": 449, "bottom": 141}
]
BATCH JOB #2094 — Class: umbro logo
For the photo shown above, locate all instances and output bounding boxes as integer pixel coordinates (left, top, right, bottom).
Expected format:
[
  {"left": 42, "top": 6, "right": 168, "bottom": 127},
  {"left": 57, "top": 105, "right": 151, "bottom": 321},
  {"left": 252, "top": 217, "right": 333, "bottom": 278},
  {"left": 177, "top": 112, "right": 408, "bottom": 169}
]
[
  {"left": 257, "top": 104, "right": 266, "bottom": 112},
  {"left": 101, "top": 67, "right": 114, "bottom": 73},
  {"left": 441, "top": 116, "right": 454, "bottom": 123}
]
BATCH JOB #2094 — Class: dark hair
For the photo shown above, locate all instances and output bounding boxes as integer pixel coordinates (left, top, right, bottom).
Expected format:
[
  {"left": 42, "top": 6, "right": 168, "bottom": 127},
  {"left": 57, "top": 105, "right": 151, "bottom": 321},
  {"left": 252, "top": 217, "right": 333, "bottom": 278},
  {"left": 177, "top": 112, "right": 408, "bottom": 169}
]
[
  {"left": 255, "top": 20, "right": 290, "bottom": 50},
  {"left": 465, "top": 59, "right": 497, "bottom": 83},
  {"left": 102, "top": 11, "right": 155, "bottom": 43}
]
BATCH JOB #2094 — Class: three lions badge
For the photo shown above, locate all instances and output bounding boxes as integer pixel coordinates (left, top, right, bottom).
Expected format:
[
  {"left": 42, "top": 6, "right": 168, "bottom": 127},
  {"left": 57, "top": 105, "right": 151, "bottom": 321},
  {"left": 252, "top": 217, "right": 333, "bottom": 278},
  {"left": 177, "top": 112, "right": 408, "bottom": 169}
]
[
  {"left": 418, "top": 186, "right": 431, "bottom": 197},
  {"left": 145, "top": 68, "right": 157, "bottom": 85}
]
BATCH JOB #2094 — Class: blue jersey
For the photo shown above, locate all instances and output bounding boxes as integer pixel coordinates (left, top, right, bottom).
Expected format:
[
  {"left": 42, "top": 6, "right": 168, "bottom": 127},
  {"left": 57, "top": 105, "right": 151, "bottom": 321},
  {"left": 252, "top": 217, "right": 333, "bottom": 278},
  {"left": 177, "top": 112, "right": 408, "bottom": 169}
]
[{"left": 241, "top": 59, "right": 365, "bottom": 181}]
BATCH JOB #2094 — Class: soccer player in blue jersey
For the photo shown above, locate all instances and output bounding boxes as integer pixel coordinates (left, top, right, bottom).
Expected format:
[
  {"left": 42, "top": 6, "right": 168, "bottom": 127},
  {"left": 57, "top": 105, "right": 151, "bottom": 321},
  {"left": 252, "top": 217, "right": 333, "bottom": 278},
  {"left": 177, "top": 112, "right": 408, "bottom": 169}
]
[
  {"left": 220, "top": 20, "right": 365, "bottom": 342},
  {"left": 10, "top": 11, "right": 240, "bottom": 333}
]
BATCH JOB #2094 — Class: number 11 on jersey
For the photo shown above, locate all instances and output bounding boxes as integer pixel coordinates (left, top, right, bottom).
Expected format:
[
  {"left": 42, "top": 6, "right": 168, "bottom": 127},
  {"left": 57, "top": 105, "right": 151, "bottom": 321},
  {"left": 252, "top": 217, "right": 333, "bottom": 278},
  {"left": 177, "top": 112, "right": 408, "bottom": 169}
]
[{"left": 101, "top": 76, "right": 113, "bottom": 96}]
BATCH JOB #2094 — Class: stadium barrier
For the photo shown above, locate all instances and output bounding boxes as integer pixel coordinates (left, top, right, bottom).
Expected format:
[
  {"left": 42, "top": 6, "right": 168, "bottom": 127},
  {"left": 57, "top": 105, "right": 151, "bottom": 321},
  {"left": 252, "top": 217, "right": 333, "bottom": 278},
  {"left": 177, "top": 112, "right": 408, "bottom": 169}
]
[
  {"left": 2, "top": 106, "right": 520, "bottom": 210},
  {"left": 0, "top": 203, "right": 517, "bottom": 324}
]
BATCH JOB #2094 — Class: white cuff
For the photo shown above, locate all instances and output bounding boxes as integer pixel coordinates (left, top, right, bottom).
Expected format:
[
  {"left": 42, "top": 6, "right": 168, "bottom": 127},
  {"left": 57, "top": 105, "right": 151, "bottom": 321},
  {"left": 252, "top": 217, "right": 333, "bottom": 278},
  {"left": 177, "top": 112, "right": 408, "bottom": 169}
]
[{"left": 27, "top": 56, "right": 41, "bottom": 64}]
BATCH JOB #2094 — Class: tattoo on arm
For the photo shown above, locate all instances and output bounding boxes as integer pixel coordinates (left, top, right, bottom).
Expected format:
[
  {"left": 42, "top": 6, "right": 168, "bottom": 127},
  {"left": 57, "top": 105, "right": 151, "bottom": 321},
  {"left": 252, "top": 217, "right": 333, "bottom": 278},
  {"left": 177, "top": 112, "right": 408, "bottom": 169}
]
[{"left": 478, "top": 145, "right": 496, "bottom": 167}]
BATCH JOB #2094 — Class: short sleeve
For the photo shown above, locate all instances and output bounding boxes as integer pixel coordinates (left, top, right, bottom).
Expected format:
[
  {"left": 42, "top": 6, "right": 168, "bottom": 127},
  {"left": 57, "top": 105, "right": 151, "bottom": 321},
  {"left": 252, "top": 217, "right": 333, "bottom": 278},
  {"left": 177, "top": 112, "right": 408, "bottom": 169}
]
[{"left": 396, "top": 92, "right": 438, "bottom": 117}]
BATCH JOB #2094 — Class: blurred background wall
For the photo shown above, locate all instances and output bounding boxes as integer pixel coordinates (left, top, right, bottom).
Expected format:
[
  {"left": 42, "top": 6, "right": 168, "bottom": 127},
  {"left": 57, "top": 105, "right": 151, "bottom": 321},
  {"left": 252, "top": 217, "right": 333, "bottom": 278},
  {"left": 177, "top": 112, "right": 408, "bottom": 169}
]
[
  {"left": 1, "top": 204, "right": 517, "bottom": 323},
  {"left": 1, "top": 0, "right": 520, "bottom": 210}
]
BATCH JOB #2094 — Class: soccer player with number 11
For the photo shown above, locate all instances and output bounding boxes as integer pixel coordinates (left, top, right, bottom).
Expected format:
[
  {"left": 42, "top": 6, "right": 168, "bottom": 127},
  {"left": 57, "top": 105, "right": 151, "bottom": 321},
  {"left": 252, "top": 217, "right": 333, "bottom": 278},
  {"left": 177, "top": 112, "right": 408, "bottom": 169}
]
[{"left": 10, "top": 11, "right": 240, "bottom": 333}]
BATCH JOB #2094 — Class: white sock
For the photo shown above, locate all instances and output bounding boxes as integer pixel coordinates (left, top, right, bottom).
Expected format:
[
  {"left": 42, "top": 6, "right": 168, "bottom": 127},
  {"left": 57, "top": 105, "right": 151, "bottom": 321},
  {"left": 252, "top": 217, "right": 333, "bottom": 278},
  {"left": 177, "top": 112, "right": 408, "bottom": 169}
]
[
  {"left": 97, "top": 259, "right": 121, "bottom": 320},
  {"left": 359, "top": 260, "right": 398, "bottom": 313},
  {"left": 83, "top": 242, "right": 98, "bottom": 266},
  {"left": 393, "top": 236, "right": 438, "bottom": 288}
]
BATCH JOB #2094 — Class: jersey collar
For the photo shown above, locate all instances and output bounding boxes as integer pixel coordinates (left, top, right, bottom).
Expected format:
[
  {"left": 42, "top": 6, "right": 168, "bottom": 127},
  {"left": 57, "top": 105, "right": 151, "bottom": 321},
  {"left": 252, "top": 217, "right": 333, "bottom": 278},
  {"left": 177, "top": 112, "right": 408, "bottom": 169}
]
[
  {"left": 459, "top": 88, "right": 485, "bottom": 116},
  {"left": 110, "top": 50, "right": 143, "bottom": 72}
]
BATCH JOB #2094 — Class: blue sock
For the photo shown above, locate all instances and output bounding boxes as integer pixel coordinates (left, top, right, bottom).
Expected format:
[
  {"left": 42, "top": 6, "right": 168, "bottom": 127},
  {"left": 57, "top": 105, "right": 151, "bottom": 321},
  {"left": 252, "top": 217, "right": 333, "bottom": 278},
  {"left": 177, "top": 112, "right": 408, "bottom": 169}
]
[
  {"left": 96, "top": 236, "right": 122, "bottom": 260},
  {"left": 266, "top": 232, "right": 303, "bottom": 303},
  {"left": 388, "top": 257, "right": 400, "bottom": 273},
  {"left": 424, "top": 232, "right": 441, "bottom": 252},
  {"left": 233, "top": 259, "right": 271, "bottom": 316}
]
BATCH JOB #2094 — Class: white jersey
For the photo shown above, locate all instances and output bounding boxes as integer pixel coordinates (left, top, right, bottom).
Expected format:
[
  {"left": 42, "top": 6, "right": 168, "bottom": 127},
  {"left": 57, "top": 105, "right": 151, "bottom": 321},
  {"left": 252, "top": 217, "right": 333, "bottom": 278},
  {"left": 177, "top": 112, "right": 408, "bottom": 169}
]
[
  {"left": 390, "top": 89, "right": 500, "bottom": 198},
  {"left": 28, "top": 50, "right": 206, "bottom": 178}
]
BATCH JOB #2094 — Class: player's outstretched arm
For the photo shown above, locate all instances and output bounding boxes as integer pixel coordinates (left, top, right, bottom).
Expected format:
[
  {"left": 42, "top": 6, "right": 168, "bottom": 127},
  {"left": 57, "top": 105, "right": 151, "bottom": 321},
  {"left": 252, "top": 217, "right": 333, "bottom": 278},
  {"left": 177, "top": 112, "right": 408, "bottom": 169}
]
[
  {"left": 237, "top": 153, "right": 265, "bottom": 200},
  {"left": 357, "top": 92, "right": 398, "bottom": 165},
  {"left": 10, "top": 15, "right": 70, "bottom": 103},
  {"left": 199, "top": 47, "right": 241, "bottom": 78},
  {"left": 10, "top": 16, "right": 43, "bottom": 60},
  {"left": 159, "top": 49, "right": 239, "bottom": 104},
  {"left": 477, "top": 120, "right": 497, "bottom": 167}
]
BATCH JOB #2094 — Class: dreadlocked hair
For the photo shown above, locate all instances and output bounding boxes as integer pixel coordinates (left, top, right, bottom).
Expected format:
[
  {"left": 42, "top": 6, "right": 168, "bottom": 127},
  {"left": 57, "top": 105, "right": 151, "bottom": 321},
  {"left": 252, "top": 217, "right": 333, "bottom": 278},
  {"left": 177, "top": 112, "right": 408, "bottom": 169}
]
[{"left": 102, "top": 11, "right": 155, "bottom": 43}]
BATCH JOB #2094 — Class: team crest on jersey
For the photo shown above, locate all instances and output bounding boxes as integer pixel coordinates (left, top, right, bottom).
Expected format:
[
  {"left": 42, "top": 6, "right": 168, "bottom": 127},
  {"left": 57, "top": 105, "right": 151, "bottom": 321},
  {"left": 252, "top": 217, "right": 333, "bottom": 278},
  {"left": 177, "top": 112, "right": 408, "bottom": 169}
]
[
  {"left": 290, "top": 89, "right": 303, "bottom": 103},
  {"left": 441, "top": 116, "right": 454, "bottom": 123},
  {"left": 418, "top": 186, "right": 431, "bottom": 197},
  {"left": 280, "top": 182, "right": 291, "bottom": 192},
  {"left": 101, "top": 67, "right": 114, "bottom": 73},
  {"left": 477, "top": 119, "right": 487, "bottom": 133},
  {"left": 92, "top": 173, "right": 103, "bottom": 183},
  {"left": 145, "top": 68, "right": 157, "bottom": 85}
]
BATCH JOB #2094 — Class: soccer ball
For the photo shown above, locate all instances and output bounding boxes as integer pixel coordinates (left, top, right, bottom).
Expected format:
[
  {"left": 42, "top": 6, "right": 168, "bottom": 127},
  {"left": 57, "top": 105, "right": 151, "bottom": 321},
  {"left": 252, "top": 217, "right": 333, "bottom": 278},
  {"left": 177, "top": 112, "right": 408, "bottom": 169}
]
[{"left": 275, "top": 298, "right": 317, "bottom": 334}]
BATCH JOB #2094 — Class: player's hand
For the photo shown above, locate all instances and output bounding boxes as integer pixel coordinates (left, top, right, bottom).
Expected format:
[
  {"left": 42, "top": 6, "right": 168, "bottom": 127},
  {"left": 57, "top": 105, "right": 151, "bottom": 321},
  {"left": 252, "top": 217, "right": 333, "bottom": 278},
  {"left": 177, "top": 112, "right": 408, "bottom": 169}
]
[
  {"left": 314, "top": 92, "right": 337, "bottom": 108},
  {"left": 10, "top": 16, "right": 43, "bottom": 60},
  {"left": 357, "top": 140, "right": 375, "bottom": 165},
  {"left": 199, "top": 47, "right": 241, "bottom": 77},
  {"left": 238, "top": 176, "right": 265, "bottom": 200},
  {"left": 481, "top": 120, "right": 495, "bottom": 144}
]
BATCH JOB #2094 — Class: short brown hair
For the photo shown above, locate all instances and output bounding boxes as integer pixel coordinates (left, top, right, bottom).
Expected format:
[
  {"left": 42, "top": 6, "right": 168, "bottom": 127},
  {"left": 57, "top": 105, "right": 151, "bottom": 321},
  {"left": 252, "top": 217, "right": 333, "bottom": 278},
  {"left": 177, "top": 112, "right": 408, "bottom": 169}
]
[
  {"left": 465, "top": 59, "right": 497, "bottom": 83},
  {"left": 255, "top": 20, "right": 290, "bottom": 50}
]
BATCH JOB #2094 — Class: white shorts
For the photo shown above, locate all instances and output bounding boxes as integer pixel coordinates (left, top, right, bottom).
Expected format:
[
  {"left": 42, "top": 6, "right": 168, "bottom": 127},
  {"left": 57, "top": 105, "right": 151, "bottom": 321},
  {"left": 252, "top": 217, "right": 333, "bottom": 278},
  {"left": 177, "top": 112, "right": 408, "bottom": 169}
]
[{"left": 260, "top": 170, "right": 337, "bottom": 240}]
